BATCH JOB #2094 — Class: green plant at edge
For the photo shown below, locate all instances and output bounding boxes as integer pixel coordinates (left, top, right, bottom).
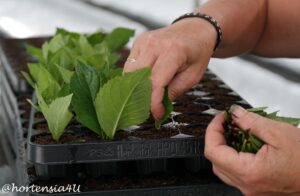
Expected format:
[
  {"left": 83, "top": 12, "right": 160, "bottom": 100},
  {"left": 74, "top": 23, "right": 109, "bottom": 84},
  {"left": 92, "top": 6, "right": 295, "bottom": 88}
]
[{"left": 224, "top": 107, "right": 300, "bottom": 153}]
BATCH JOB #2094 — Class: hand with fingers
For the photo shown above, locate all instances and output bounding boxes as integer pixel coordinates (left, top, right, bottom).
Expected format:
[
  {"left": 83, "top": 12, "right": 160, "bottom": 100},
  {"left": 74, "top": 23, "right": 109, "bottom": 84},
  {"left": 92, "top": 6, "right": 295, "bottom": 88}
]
[
  {"left": 123, "top": 18, "right": 217, "bottom": 119},
  {"left": 205, "top": 105, "right": 300, "bottom": 195}
]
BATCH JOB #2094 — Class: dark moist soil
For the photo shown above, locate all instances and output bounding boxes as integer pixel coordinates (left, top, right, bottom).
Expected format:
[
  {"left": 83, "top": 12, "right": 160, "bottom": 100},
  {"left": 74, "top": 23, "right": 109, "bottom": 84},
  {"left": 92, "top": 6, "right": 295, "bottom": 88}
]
[
  {"left": 209, "top": 103, "right": 231, "bottom": 111},
  {"left": 140, "top": 116, "right": 172, "bottom": 128},
  {"left": 21, "top": 112, "right": 30, "bottom": 121},
  {"left": 211, "top": 94, "right": 241, "bottom": 102},
  {"left": 115, "top": 48, "right": 129, "bottom": 67},
  {"left": 205, "top": 88, "right": 232, "bottom": 95},
  {"left": 174, "top": 114, "right": 214, "bottom": 124},
  {"left": 211, "top": 102, "right": 251, "bottom": 111},
  {"left": 173, "top": 103, "right": 209, "bottom": 113},
  {"left": 19, "top": 100, "right": 31, "bottom": 119},
  {"left": 17, "top": 94, "right": 32, "bottom": 128},
  {"left": 22, "top": 121, "right": 30, "bottom": 130},
  {"left": 33, "top": 119, "right": 80, "bottom": 132},
  {"left": 201, "top": 80, "right": 223, "bottom": 89},
  {"left": 140, "top": 116, "right": 155, "bottom": 126},
  {"left": 180, "top": 124, "right": 207, "bottom": 136},
  {"left": 33, "top": 123, "right": 205, "bottom": 145},
  {"left": 201, "top": 72, "right": 216, "bottom": 80},
  {"left": 33, "top": 122, "right": 50, "bottom": 132},
  {"left": 175, "top": 94, "right": 198, "bottom": 103},
  {"left": 31, "top": 170, "right": 221, "bottom": 192},
  {"left": 34, "top": 112, "right": 46, "bottom": 119},
  {"left": 194, "top": 98, "right": 216, "bottom": 105},
  {"left": 0, "top": 37, "right": 48, "bottom": 75}
]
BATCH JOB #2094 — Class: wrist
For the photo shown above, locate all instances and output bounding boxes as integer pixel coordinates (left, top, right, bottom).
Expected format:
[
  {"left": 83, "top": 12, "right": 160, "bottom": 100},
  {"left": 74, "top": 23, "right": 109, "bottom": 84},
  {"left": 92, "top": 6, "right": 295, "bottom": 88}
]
[
  {"left": 171, "top": 18, "right": 217, "bottom": 54},
  {"left": 172, "top": 13, "right": 221, "bottom": 52}
]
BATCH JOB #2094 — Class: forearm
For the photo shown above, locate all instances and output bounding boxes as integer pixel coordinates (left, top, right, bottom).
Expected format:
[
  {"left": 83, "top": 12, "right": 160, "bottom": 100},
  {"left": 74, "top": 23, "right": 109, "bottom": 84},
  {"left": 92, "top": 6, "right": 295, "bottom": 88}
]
[
  {"left": 198, "top": 0, "right": 267, "bottom": 57},
  {"left": 252, "top": 0, "right": 300, "bottom": 57}
]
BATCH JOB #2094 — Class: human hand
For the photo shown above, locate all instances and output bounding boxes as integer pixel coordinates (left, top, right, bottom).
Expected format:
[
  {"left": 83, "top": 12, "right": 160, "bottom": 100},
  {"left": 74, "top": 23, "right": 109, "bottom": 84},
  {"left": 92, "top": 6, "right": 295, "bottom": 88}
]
[
  {"left": 124, "top": 18, "right": 217, "bottom": 119},
  {"left": 204, "top": 105, "right": 300, "bottom": 195}
]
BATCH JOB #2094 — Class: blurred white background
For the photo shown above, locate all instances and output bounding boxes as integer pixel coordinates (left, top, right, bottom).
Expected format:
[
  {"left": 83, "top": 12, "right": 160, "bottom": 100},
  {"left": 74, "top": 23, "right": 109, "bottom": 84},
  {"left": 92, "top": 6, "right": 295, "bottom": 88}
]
[
  {"left": 0, "top": 0, "right": 299, "bottom": 111},
  {"left": 2, "top": 0, "right": 297, "bottom": 117}
]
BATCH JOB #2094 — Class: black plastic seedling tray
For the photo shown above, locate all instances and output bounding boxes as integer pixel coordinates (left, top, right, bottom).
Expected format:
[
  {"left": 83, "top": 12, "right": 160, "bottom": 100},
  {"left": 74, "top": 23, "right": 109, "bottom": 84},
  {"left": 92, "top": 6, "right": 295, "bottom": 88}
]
[
  {"left": 26, "top": 70, "right": 251, "bottom": 180},
  {"left": 29, "top": 184, "right": 241, "bottom": 196},
  {"left": 28, "top": 130, "right": 204, "bottom": 163},
  {"left": 0, "top": 70, "right": 20, "bottom": 153},
  {"left": 0, "top": 68, "right": 29, "bottom": 188},
  {"left": 27, "top": 167, "right": 242, "bottom": 196},
  {"left": 0, "top": 67, "right": 32, "bottom": 152},
  {"left": 4, "top": 36, "right": 247, "bottom": 195}
]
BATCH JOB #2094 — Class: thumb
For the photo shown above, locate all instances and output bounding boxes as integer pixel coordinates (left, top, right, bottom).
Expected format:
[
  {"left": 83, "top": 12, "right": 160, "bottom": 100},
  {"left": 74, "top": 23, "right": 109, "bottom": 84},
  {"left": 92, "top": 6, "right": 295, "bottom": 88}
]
[{"left": 229, "top": 105, "right": 283, "bottom": 147}]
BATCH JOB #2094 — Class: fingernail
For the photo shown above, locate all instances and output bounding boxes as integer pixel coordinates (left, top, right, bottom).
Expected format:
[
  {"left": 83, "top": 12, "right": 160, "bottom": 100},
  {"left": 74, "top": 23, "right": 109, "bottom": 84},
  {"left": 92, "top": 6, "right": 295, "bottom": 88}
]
[{"left": 229, "top": 104, "right": 246, "bottom": 118}]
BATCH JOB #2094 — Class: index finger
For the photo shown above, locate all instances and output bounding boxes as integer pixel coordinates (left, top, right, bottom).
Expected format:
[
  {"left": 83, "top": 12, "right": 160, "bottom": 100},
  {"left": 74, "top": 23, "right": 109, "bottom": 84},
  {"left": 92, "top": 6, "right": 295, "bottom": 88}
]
[{"left": 150, "top": 51, "right": 184, "bottom": 119}]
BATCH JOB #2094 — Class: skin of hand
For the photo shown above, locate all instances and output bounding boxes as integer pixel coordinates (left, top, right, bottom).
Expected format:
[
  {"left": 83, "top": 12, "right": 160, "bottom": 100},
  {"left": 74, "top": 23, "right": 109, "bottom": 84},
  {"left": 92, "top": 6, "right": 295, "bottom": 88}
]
[
  {"left": 123, "top": 0, "right": 300, "bottom": 120},
  {"left": 123, "top": 0, "right": 268, "bottom": 120},
  {"left": 123, "top": 18, "right": 217, "bottom": 119},
  {"left": 204, "top": 105, "right": 300, "bottom": 196}
]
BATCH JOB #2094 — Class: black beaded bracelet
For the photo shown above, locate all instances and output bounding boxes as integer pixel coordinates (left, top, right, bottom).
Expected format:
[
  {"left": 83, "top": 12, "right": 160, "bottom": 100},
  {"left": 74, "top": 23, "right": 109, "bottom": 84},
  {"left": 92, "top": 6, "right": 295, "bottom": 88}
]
[{"left": 172, "top": 12, "right": 222, "bottom": 52}]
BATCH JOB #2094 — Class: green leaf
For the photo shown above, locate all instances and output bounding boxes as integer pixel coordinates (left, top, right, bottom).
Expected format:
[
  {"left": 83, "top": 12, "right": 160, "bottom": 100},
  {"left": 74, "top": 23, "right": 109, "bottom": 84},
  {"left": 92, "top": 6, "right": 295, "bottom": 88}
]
[
  {"left": 249, "top": 134, "right": 263, "bottom": 150},
  {"left": 84, "top": 42, "right": 112, "bottom": 71},
  {"left": 108, "top": 67, "right": 123, "bottom": 79},
  {"left": 226, "top": 106, "right": 300, "bottom": 154},
  {"left": 95, "top": 68, "right": 151, "bottom": 138},
  {"left": 78, "top": 35, "right": 95, "bottom": 57},
  {"left": 106, "top": 53, "right": 120, "bottom": 68},
  {"left": 27, "top": 63, "right": 40, "bottom": 82},
  {"left": 47, "top": 34, "right": 65, "bottom": 53},
  {"left": 87, "top": 31, "right": 105, "bottom": 45},
  {"left": 42, "top": 42, "right": 50, "bottom": 62},
  {"left": 247, "top": 107, "right": 268, "bottom": 117},
  {"left": 56, "top": 64, "right": 74, "bottom": 84},
  {"left": 266, "top": 111, "right": 279, "bottom": 118},
  {"left": 57, "top": 84, "right": 71, "bottom": 98},
  {"left": 45, "top": 48, "right": 75, "bottom": 84},
  {"left": 70, "top": 63, "right": 107, "bottom": 135},
  {"left": 104, "top": 27, "right": 135, "bottom": 51},
  {"left": 56, "top": 28, "right": 80, "bottom": 40},
  {"left": 248, "top": 107, "right": 300, "bottom": 127},
  {"left": 36, "top": 88, "right": 73, "bottom": 141},
  {"left": 42, "top": 34, "right": 65, "bottom": 62},
  {"left": 48, "top": 48, "right": 74, "bottom": 70},
  {"left": 247, "top": 107, "right": 268, "bottom": 112},
  {"left": 27, "top": 63, "right": 60, "bottom": 104},
  {"left": 21, "top": 71, "right": 35, "bottom": 88},
  {"left": 266, "top": 115, "right": 300, "bottom": 127},
  {"left": 155, "top": 87, "right": 173, "bottom": 129},
  {"left": 85, "top": 53, "right": 108, "bottom": 71},
  {"left": 26, "top": 45, "right": 43, "bottom": 62}
]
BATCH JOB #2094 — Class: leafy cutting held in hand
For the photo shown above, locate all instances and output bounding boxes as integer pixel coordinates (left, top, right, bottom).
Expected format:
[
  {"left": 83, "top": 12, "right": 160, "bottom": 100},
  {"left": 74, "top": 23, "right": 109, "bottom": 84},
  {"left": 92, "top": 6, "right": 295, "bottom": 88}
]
[{"left": 224, "top": 107, "right": 300, "bottom": 153}]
